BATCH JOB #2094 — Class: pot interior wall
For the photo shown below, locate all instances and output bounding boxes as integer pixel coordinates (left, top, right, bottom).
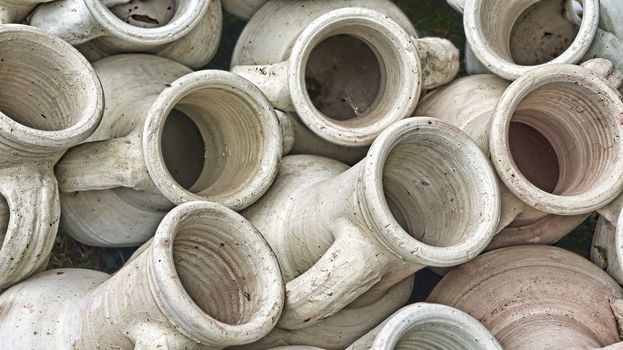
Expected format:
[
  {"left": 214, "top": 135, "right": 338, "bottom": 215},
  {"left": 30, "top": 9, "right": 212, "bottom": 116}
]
[{"left": 110, "top": 0, "right": 177, "bottom": 28}]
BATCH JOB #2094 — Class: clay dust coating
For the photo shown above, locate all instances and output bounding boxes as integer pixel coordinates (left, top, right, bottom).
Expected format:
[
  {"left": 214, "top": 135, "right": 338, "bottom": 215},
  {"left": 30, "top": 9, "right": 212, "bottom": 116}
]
[
  {"left": 0, "top": 202, "right": 285, "bottom": 349},
  {"left": 305, "top": 35, "right": 382, "bottom": 122},
  {"left": 428, "top": 245, "right": 623, "bottom": 350},
  {"left": 28, "top": 0, "right": 221, "bottom": 69},
  {"left": 240, "top": 117, "right": 500, "bottom": 346},
  {"left": 0, "top": 25, "right": 103, "bottom": 289},
  {"left": 55, "top": 54, "right": 282, "bottom": 248}
]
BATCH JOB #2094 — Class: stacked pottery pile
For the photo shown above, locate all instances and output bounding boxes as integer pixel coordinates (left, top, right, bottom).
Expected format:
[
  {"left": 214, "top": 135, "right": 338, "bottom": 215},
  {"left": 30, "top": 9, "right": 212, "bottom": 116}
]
[{"left": 0, "top": 0, "right": 622, "bottom": 349}]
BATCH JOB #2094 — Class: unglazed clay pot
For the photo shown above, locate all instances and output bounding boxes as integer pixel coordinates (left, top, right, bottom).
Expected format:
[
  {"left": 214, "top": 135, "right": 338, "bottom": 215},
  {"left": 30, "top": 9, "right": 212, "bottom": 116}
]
[
  {"left": 448, "top": 0, "right": 615, "bottom": 80},
  {"left": 222, "top": 0, "right": 267, "bottom": 19},
  {"left": 231, "top": 1, "right": 459, "bottom": 151},
  {"left": 239, "top": 276, "right": 414, "bottom": 350},
  {"left": 347, "top": 303, "right": 502, "bottom": 350},
  {"left": 591, "top": 195, "right": 623, "bottom": 284},
  {"left": 416, "top": 59, "right": 623, "bottom": 249},
  {"left": 428, "top": 245, "right": 623, "bottom": 350},
  {"left": 241, "top": 118, "right": 500, "bottom": 339},
  {"left": 0, "top": 0, "right": 52, "bottom": 23},
  {"left": 0, "top": 25, "right": 103, "bottom": 289},
  {"left": 0, "top": 201, "right": 284, "bottom": 349},
  {"left": 28, "top": 0, "right": 221, "bottom": 69},
  {"left": 55, "top": 54, "right": 282, "bottom": 247}
]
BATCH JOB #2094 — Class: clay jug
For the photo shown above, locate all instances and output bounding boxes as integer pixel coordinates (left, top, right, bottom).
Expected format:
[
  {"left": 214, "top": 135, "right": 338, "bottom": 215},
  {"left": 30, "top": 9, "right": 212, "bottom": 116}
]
[
  {"left": 428, "top": 245, "right": 623, "bottom": 350},
  {"left": 0, "top": 25, "right": 103, "bottom": 289},
  {"left": 0, "top": 201, "right": 284, "bottom": 349},
  {"left": 240, "top": 117, "right": 501, "bottom": 344},
  {"left": 238, "top": 276, "right": 414, "bottom": 350},
  {"left": 453, "top": 0, "right": 623, "bottom": 79},
  {"left": 28, "top": 0, "right": 221, "bottom": 69},
  {"left": 0, "top": 0, "right": 52, "bottom": 23},
  {"left": 347, "top": 303, "right": 502, "bottom": 350},
  {"left": 416, "top": 59, "right": 623, "bottom": 249},
  {"left": 231, "top": 1, "right": 459, "bottom": 163},
  {"left": 55, "top": 54, "right": 282, "bottom": 247}
]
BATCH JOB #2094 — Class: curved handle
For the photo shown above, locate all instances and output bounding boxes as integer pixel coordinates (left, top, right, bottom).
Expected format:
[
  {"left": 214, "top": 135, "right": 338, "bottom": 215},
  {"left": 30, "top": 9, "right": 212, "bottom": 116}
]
[
  {"left": 127, "top": 321, "right": 198, "bottom": 350},
  {"left": 232, "top": 61, "right": 294, "bottom": 112},
  {"left": 581, "top": 58, "right": 623, "bottom": 90},
  {"left": 583, "top": 29, "right": 623, "bottom": 80},
  {"left": 278, "top": 232, "right": 387, "bottom": 330},
  {"left": 0, "top": 165, "right": 59, "bottom": 289},
  {"left": 413, "top": 37, "right": 460, "bottom": 90},
  {"left": 55, "top": 135, "right": 155, "bottom": 193}
]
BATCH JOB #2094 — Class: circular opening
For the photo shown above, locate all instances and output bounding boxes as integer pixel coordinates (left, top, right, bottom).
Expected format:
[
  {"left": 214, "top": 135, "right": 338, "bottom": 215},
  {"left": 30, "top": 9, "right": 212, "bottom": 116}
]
[
  {"left": 394, "top": 320, "right": 483, "bottom": 350},
  {"left": 109, "top": 0, "right": 177, "bottom": 28},
  {"left": 0, "top": 32, "right": 95, "bottom": 131},
  {"left": 172, "top": 214, "right": 263, "bottom": 325},
  {"left": 380, "top": 123, "right": 492, "bottom": 249},
  {"left": 0, "top": 195, "right": 8, "bottom": 250},
  {"left": 148, "top": 73, "right": 281, "bottom": 209},
  {"left": 509, "top": 0, "right": 579, "bottom": 66},
  {"left": 289, "top": 8, "right": 421, "bottom": 146},
  {"left": 504, "top": 81, "right": 619, "bottom": 198},
  {"left": 305, "top": 34, "right": 382, "bottom": 122}
]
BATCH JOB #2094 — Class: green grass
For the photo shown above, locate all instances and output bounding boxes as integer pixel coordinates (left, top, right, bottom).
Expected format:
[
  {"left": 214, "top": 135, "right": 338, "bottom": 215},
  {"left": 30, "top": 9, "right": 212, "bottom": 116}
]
[{"left": 48, "top": 0, "right": 596, "bottom": 272}]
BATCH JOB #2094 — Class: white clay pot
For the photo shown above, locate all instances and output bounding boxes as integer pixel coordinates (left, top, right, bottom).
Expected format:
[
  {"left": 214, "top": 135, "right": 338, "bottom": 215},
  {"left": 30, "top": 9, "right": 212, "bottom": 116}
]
[
  {"left": 238, "top": 276, "right": 414, "bottom": 350},
  {"left": 28, "top": 0, "right": 221, "bottom": 69},
  {"left": 428, "top": 245, "right": 623, "bottom": 350},
  {"left": 0, "top": 25, "right": 103, "bottom": 289},
  {"left": 0, "top": 201, "right": 284, "bottom": 349},
  {"left": 347, "top": 303, "right": 502, "bottom": 350},
  {"left": 416, "top": 59, "right": 623, "bottom": 249},
  {"left": 55, "top": 54, "right": 282, "bottom": 247},
  {"left": 231, "top": 1, "right": 459, "bottom": 151},
  {"left": 0, "top": 0, "right": 52, "bottom": 23},
  {"left": 241, "top": 117, "right": 500, "bottom": 341},
  {"left": 449, "top": 0, "right": 604, "bottom": 80},
  {"left": 222, "top": 0, "right": 267, "bottom": 19}
]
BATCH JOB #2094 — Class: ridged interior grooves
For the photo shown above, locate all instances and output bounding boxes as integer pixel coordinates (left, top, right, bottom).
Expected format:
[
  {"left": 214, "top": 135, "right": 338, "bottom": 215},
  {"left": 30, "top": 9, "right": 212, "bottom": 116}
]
[
  {"left": 305, "top": 34, "right": 381, "bottom": 121},
  {"left": 509, "top": 81, "right": 618, "bottom": 196},
  {"left": 172, "top": 215, "right": 263, "bottom": 325},
  {"left": 478, "top": 0, "right": 577, "bottom": 64},
  {"left": 382, "top": 130, "right": 480, "bottom": 247},
  {"left": 395, "top": 321, "right": 481, "bottom": 350},
  {"left": 304, "top": 24, "right": 402, "bottom": 129},
  {"left": 0, "top": 35, "right": 90, "bottom": 131},
  {"left": 161, "top": 88, "right": 265, "bottom": 199}
]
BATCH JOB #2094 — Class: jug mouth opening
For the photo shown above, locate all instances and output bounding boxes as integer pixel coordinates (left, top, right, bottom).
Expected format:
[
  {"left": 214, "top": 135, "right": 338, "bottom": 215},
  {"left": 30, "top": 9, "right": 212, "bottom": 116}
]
[
  {"left": 287, "top": 7, "right": 421, "bottom": 147},
  {"left": 0, "top": 25, "right": 102, "bottom": 151},
  {"left": 464, "top": 0, "right": 598, "bottom": 80},
  {"left": 148, "top": 201, "right": 283, "bottom": 345},
  {"left": 490, "top": 64, "right": 623, "bottom": 215},
  {"left": 372, "top": 303, "right": 501, "bottom": 349},
  {"left": 361, "top": 118, "right": 500, "bottom": 267},
  {"left": 83, "top": 0, "right": 209, "bottom": 45},
  {"left": 143, "top": 70, "right": 282, "bottom": 210}
]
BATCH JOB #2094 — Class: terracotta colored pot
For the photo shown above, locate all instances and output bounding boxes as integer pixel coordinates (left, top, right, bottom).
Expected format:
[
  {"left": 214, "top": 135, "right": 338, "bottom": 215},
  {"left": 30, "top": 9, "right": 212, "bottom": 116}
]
[
  {"left": 240, "top": 117, "right": 500, "bottom": 345},
  {"left": 347, "top": 303, "right": 502, "bottom": 350},
  {"left": 29, "top": 0, "right": 221, "bottom": 69},
  {"left": 231, "top": 1, "right": 459, "bottom": 161},
  {"left": 428, "top": 245, "right": 623, "bottom": 350},
  {"left": 0, "top": 25, "right": 103, "bottom": 289},
  {"left": 55, "top": 54, "right": 282, "bottom": 247},
  {"left": 0, "top": 201, "right": 284, "bottom": 349},
  {"left": 416, "top": 59, "right": 623, "bottom": 249}
]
